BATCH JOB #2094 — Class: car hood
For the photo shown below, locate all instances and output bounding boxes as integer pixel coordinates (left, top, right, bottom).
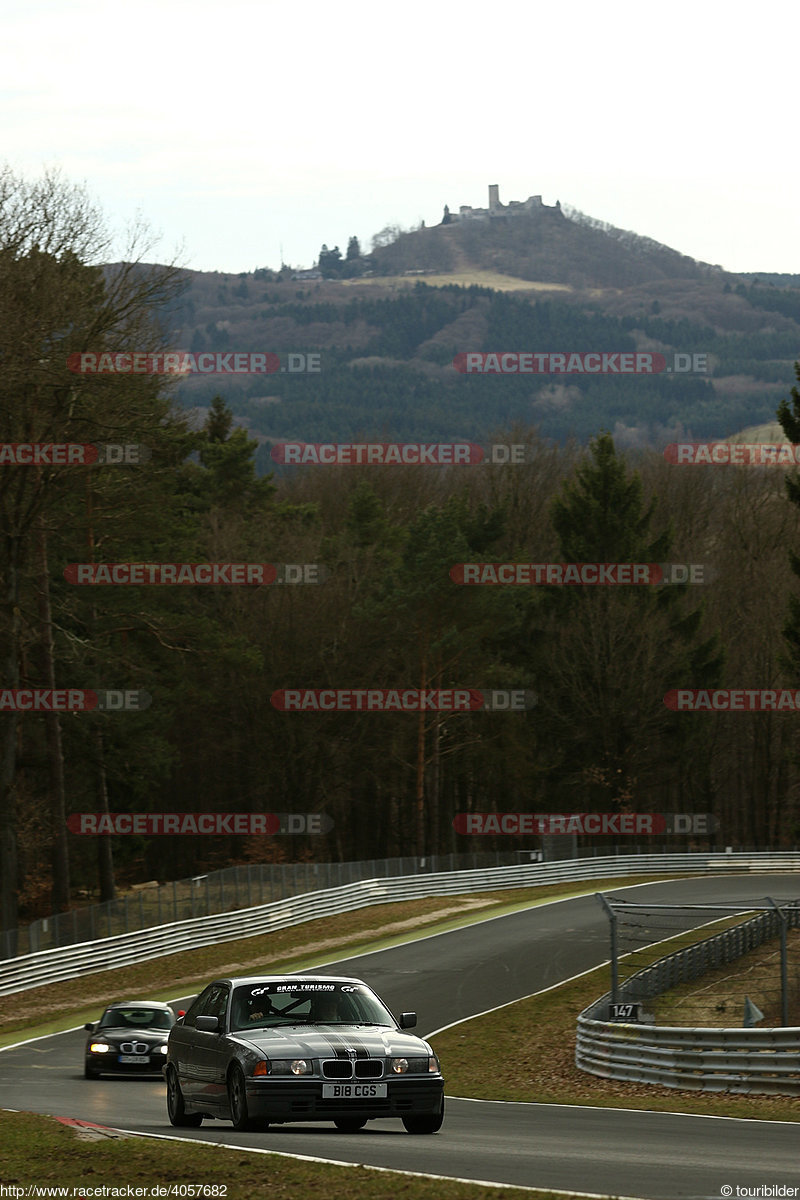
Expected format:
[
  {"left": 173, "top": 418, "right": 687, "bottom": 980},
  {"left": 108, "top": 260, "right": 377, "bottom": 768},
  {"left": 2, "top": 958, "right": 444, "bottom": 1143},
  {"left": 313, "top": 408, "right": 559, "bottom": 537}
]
[{"left": 231, "top": 1025, "right": 432, "bottom": 1058}]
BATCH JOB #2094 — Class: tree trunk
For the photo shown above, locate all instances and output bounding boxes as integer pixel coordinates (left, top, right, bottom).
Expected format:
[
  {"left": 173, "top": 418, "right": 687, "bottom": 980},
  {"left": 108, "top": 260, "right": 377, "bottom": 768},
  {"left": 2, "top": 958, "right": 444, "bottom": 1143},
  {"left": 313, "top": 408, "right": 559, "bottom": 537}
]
[
  {"left": 35, "top": 513, "right": 70, "bottom": 911},
  {"left": 415, "top": 642, "right": 428, "bottom": 858},
  {"left": 0, "top": 540, "right": 22, "bottom": 949},
  {"left": 86, "top": 476, "right": 115, "bottom": 901},
  {"left": 94, "top": 726, "right": 115, "bottom": 901}
]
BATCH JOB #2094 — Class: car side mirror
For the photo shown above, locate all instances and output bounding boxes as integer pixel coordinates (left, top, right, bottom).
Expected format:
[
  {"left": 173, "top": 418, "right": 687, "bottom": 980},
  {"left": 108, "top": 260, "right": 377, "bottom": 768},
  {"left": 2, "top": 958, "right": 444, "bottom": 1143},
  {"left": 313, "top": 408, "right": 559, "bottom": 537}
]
[
  {"left": 177, "top": 1010, "right": 186, "bottom": 1018},
  {"left": 399, "top": 1012, "right": 417, "bottom": 1029},
  {"left": 195, "top": 1015, "right": 220, "bottom": 1032},
  {"left": 84, "top": 1023, "right": 95, "bottom": 1032}
]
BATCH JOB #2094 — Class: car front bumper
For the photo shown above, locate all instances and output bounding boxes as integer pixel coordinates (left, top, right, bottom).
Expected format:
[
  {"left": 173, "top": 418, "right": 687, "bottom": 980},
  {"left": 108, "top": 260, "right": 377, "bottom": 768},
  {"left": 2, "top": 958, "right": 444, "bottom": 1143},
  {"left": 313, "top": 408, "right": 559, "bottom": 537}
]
[
  {"left": 86, "top": 1052, "right": 168, "bottom": 1074},
  {"left": 243, "top": 1076, "right": 444, "bottom": 1122}
]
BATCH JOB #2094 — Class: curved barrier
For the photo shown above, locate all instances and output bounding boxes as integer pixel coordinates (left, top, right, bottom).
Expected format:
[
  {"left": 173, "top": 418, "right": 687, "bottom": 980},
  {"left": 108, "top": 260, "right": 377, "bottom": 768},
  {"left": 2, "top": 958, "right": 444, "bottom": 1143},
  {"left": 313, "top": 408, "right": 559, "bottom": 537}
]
[
  {"left": 576, "top": 1017, "right": 800, "bottom": 1096},
  {"left": 3, "top": 851, "right": 800, "bottom": 997},
  {"left": 576, "top": 901, "right": 800, "bottom": 1095}
]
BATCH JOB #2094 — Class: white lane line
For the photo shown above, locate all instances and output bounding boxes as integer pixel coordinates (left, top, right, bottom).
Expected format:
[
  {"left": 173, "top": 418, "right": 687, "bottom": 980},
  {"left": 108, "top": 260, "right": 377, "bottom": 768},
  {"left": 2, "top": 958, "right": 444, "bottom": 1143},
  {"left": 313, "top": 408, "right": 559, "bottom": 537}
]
[
  {"left": 444, "top": 1095, "right": 800, "bottom": 1126},
  {"left": 69, "top": 1121, "right": 649, "bottom": 1200}
]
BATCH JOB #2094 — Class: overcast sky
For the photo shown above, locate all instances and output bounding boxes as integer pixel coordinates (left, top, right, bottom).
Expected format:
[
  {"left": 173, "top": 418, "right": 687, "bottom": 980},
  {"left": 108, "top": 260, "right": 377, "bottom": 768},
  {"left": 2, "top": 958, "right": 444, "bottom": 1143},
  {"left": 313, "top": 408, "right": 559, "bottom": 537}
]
[{"left": 3, "top": 0, "right": 798, "bottom": 276}]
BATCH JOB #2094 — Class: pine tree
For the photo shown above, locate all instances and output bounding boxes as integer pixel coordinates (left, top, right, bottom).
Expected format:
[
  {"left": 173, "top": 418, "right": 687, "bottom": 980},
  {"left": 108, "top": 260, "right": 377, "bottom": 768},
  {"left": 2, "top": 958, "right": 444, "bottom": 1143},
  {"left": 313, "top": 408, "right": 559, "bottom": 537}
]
[{"left": 529, "top": 433, "right": 721, "bottom": 815}]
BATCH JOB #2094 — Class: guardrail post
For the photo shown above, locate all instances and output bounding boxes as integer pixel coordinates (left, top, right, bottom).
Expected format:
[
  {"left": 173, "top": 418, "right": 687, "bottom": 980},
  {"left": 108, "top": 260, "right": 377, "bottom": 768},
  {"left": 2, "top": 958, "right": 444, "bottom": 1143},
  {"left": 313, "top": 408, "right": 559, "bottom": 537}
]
[
  {"left": 596, "top": 893, "right": 618, "bottom": 1007},
  {"left": 767, "top": 897, "right": 789, "bottom": 1027}
]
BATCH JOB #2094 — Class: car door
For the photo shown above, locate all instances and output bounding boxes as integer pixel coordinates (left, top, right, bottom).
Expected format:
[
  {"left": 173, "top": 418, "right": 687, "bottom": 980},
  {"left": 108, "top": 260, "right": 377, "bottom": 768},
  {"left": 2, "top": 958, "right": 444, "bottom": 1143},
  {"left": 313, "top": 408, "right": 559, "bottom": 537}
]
[
  {"left": 189, "top": 983, "right": 231, "bottom": 1112},
  {"left": 170, "top": 988, "right": 210, "bottom": 1102}
]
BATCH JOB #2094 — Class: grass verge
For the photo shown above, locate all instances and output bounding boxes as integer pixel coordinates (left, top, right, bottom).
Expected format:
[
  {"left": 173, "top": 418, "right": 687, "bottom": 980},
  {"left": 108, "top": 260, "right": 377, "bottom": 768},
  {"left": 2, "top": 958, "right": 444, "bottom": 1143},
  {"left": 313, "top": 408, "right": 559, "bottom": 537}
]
[
  {"left": 650, "top": 928, "right": 800, "bottom": 1027},
  {"left": 0, "top": 1111, "right": 602, "bottom": 1200}
]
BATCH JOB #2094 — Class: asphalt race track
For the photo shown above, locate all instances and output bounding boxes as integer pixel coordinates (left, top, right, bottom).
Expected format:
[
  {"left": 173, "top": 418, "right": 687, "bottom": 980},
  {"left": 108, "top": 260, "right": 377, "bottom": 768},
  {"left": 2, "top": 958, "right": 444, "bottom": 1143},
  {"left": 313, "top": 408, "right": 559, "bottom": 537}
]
[{"left": 3, "top": 874, "right": 800, "bottom": 1199}]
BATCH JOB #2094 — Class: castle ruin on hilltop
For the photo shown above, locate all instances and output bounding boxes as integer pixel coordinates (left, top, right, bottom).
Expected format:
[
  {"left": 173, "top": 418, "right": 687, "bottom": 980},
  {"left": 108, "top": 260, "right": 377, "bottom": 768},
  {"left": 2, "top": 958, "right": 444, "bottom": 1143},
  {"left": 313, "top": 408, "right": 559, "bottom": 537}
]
[{"left": 442, "top": 184, "right": 561, "bottom": 225}]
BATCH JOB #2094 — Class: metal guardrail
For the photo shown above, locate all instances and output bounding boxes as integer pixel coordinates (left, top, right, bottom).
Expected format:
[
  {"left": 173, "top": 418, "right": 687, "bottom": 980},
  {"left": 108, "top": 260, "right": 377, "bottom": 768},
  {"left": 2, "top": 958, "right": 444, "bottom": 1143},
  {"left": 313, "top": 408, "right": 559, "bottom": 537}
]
[
  {"left": 1, "top": 850, "right": 529, "bottom": 959},
  {"left": 576, "top": 901, "right": 800, "bottom": 1095},
  {"left": 2, "top": 852, "right": 800, "bottom": 997},
  {"left": 576, "top": 1021, "right": 800, "bottom": 1095},
  {"left": 8, "top": 842, "right": 791, "bottom": 960}
]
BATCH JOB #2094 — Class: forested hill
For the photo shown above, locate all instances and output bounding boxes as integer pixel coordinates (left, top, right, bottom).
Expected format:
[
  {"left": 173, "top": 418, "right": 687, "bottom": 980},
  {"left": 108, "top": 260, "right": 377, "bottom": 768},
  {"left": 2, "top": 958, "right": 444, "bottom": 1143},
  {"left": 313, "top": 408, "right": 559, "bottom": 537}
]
[
  {"left": 146, "top": 205, "right": 800, "bottom": 468},
  {"left": 161, "top": 257, "right": 800, "bottom": 472},
  {"left": 368, "top": 204, "right": 732, "bottom": 288}
]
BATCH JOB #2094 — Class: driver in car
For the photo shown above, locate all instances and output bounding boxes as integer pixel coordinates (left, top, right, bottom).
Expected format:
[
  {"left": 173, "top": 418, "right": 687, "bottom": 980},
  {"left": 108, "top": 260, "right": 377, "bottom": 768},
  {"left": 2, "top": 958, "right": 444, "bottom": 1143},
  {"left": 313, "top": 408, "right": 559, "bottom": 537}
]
[
  {"left": 235, "top": 992, "right": 275, "bottom": 1026},
  {"left": 312, "top": 991, "right": 349, "bottom": 1023}
]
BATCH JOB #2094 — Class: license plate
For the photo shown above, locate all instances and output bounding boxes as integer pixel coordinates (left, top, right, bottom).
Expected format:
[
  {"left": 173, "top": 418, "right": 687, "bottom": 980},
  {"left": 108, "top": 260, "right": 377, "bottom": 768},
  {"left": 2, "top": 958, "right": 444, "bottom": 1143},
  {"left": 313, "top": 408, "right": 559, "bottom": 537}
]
[
  {"left": 118, "top": 1054, "right": 150, "bottom": 1063},
  {"left": 322, "top": 1083, "right": 387, "bottom": 1099}
]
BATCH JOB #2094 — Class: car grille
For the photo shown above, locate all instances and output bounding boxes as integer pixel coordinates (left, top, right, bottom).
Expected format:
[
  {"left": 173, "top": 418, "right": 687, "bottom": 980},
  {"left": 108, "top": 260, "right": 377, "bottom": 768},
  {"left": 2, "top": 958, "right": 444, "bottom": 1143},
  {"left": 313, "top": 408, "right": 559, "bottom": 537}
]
[
  {"left": 322, "top": 1060, "right": 351, "bottom": 1078},
  {"left": 355, "top": 1059, "right": 383, "bottom": 1079},
  {"left": 119, "top": 1041, "right": 150, "bottom": 1054},
  {"left": 321, "top": 1059, "right": 383, "bottom": 1079}
]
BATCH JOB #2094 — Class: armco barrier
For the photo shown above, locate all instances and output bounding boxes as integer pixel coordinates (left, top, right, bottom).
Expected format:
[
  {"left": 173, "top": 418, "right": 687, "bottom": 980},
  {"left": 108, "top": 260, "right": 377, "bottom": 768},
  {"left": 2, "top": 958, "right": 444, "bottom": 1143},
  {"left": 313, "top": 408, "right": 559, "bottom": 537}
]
[
  {"left": 2, "top": 850, "right": 530, "bottom": 959},
  {"left": 576, "top": 1020, "right": 800, "bottom": 1095},
  {"left": 2, "top": 852, "right": 799, "bottom": 997},
  {"left": 576, "top": 899, "right": 800, "bottom": 1095}
]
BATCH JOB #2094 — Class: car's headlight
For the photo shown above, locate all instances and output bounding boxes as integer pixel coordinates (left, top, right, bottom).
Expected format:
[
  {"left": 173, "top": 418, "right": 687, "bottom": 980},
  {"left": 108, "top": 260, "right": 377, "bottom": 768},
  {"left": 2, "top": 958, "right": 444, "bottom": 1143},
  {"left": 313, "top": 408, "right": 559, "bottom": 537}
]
[
  {"left": 157, "top": 1044, "right": 169, "bottom": 1054},
  {"left": 269, "top": 1058, "right": 312, "bottom": 1075},
  {"left": 88, "top": 1042, "right": 111, "bottom": 1053},
  {"left": 392, "top": 1056, "right": 438, "bottom": 1074}
]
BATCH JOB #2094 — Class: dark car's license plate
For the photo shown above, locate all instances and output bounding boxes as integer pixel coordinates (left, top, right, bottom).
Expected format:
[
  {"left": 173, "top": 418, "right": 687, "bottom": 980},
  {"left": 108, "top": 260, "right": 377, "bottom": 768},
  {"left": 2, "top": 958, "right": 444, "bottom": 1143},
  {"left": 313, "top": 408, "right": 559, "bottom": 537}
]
[
  {"left": 321, "top": 1083, "right": 387, "bottom": 1098},
  {"left": 118, "top": 1054, "right": 150, "bottom": 1063}
]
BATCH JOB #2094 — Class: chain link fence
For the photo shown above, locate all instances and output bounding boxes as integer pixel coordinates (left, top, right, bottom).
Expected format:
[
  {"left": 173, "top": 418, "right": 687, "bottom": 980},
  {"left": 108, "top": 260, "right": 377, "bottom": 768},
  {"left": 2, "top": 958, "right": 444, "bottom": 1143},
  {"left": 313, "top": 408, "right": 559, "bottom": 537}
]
[{"left": 2, "top": 850, "right": 535, "bottom": 959}]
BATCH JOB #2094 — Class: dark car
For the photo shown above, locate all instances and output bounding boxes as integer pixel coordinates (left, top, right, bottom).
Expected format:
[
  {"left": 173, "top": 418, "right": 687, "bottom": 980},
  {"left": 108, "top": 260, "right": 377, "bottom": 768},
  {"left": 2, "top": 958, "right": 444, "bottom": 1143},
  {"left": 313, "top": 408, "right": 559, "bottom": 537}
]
[
  {"left": 84, "top": 1001, "right": 176, "bottom": 1078},
  {"left": 166, "top": 975, "right": 444, "bottom": 1133}
]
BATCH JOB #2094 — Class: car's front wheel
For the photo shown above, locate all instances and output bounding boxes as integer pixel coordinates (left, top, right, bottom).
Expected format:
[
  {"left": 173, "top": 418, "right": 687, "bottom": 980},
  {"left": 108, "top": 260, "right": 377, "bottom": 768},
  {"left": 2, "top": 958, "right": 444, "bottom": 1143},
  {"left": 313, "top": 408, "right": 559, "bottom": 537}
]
[
  {"left": 84, "top": 1062, "right": 100, "bottom": 1079},
  {"left": 402, "top": 1097, "right": 444, "bottom": 1134},
  {"left": 227, "top": 1064, "right": 265, "bottom": 1131},
  {"left": 334, "top": 1117, "right": 367, "bottom": 1133},
  {"left": 166, "top": 1065, "right": 203, "bottom": 1127}
]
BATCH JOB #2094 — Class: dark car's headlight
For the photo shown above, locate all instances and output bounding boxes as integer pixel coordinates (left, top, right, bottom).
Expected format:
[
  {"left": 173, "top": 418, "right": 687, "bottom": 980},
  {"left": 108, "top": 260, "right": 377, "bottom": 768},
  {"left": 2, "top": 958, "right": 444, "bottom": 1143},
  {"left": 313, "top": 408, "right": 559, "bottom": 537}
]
[
  {"left": 269, "top": 1058, "right": 312, "bottom": 1075},
  {"left": 88, "top": 1042, "right": 111, "bottom": 1054},
  {"left": 156, "top": 1044, "right": 169, "bottom": 1054}
]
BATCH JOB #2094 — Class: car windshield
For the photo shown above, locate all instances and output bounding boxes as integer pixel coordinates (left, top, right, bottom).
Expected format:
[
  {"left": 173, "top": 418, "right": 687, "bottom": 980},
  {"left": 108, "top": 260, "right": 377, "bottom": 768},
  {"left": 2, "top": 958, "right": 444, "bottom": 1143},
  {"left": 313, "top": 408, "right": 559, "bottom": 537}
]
[
  {"left": 230, "top": 982, "right": 396, "bottom": 1030},
  {"left": 99, "top": 1008, "right": 173, "bottom": 1030}
]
